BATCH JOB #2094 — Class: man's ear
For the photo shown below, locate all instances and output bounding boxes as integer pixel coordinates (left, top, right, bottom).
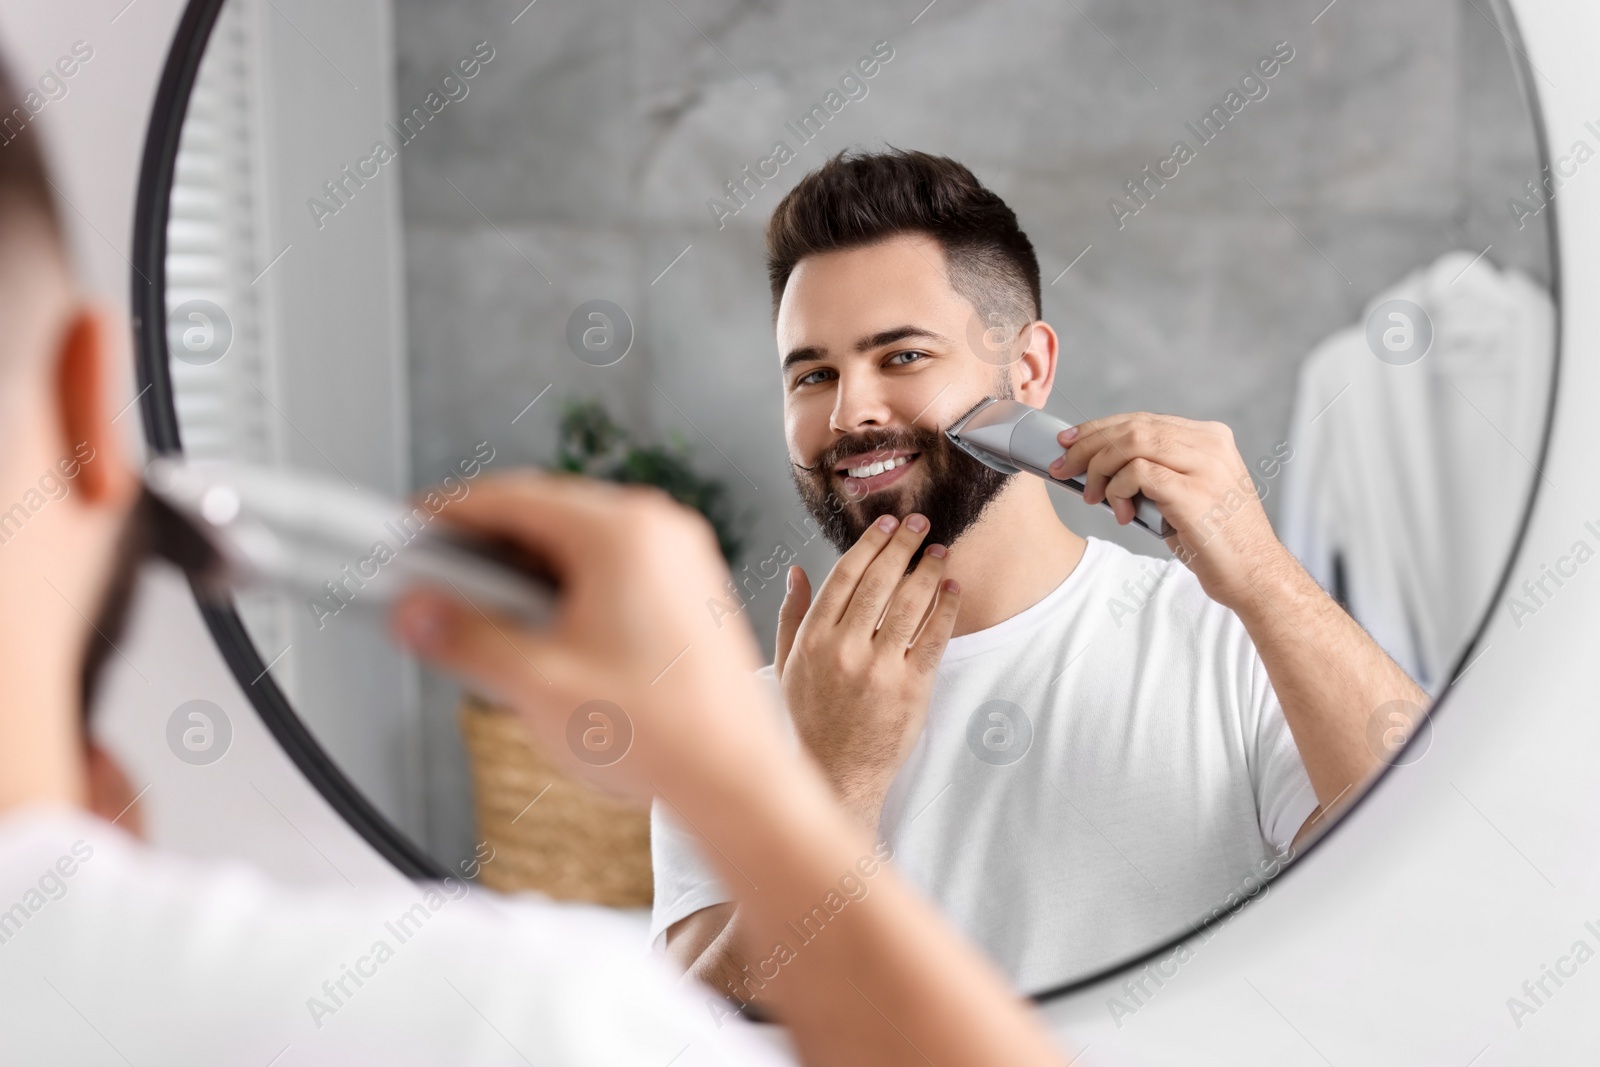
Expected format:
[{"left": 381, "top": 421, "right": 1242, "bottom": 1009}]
[
  {"left": 53, "top": 304, "right": 136, "bottom": 506},
  {"left": 1012, "top": 319, "right": 1059, "bottom": 408}
]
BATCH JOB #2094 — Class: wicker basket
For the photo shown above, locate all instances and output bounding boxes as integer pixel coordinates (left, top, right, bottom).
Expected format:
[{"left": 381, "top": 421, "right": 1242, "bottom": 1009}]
[{"left": 457, "top": 692, "right": 653, "bottom": 907}]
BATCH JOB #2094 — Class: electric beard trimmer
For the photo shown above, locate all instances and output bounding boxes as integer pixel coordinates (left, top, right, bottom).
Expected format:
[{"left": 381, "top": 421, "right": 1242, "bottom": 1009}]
[
  {"left": 945, "top": 397, "right": 1174, "bottom": 539},
  {"left": 141, "top": 457, "right": 557, "bottom": 625}
]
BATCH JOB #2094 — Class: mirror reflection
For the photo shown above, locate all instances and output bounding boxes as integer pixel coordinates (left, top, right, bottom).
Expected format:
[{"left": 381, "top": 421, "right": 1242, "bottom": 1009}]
[{"left": 159, "top": 0, "right": 1554, "bottom": 998}]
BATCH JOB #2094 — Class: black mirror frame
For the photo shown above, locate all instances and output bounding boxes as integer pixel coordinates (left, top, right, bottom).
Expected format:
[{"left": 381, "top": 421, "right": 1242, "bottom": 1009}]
[
  {"left": 130, "top": 0, "right": 1561, "bottom": 1006},
  {"left": 130, "top": 0, "right": 451, "bottom": 882}
]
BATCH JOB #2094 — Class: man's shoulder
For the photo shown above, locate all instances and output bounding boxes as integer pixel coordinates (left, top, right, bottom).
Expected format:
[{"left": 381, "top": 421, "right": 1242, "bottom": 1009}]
[
  {"left": 1084, "top": 536, "right": 1200, "bottom": 606},
  {"left": 1085, "top": 537, "right": 1248, "bottom": 641},
  {"left": 0, "top": 804, "right": 131, "bottom": 892},
  {"left": 1084, "top": 535, "right": 1181, "bottom": 580}
]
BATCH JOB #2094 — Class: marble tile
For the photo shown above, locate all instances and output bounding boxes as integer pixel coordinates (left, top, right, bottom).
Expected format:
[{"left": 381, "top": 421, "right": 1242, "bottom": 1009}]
[
  {"left": 395, "top": 0, "right": 647, "bottom": 225},
  {"left": 1297, "top": 0, "right": 1462, "bottom": 214},
  {"left": 404, "top": 222, "right": 651, "bottom": 480}
]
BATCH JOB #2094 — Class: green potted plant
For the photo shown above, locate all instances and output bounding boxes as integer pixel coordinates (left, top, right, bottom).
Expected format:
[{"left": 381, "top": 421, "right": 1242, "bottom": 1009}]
[{"left": 553, "top": 397, "right": 749, "bottom": 567}]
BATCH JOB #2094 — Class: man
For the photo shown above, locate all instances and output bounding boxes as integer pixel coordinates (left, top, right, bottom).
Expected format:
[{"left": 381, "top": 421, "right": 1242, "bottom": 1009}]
[
  {"left": 0, "top": 62, "right": 1071, "bottom": 1066},
  {"left": 656, "top": 149, "right": 1427, "bottom": 1001}
]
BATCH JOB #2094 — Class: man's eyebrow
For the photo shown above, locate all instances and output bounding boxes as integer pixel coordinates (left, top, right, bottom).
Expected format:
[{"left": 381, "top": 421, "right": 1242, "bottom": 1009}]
[
  {"left": 781, "top": 326, "right": 952, "bottom": 372},
  {"left": 781, "top": 345, "right": 826, "bottom": 372},
  {"left": 855, "top": 325, "right": 951, "bottom": 353}
]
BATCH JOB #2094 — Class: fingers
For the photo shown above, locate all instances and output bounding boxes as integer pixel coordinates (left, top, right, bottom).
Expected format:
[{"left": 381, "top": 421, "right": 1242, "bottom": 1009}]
[
  {"left": 1103, "top": 458, "right": 1178, "bottom": 525},
  {"left": 392, "top": 586, "right": 573, "bottom": 706},
  {"left": 419, "top": 470, "right": 636, "bottom": 580},
  {"left": 808, "top": 513, "right": 906, "bottom": 625},
  {"left": 1052, "top": 414, "right": 1209, "bottom": 507},
  {"left": 907, "top": 578, "right": 961, "bottom": 674},
  {"left": 774, "top": 566, "right": 812, "bottom": 681},
  {"left": 841, "top": 513, "right": 933, "bottom": 630},
  {"left": 1050, "top": 415, "right": 1136, "bottom": 503},
  {"left": 875, "top": 543, "right": 948, "bottom": 647}
]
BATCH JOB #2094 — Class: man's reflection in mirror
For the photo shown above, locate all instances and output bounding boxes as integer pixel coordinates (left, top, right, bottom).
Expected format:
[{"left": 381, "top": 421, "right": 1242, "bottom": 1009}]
[{"left": 653, "top": 149, "right": 1427, "bottom": 1002}]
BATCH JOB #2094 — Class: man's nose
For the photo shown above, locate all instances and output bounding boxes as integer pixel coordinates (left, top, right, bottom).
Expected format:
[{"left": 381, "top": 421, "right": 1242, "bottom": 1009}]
[{"left": 829, "top": 372, "right": 895, "bottom": 435}]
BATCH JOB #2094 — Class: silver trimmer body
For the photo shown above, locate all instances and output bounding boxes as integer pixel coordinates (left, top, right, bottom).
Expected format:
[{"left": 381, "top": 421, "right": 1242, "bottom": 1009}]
[
  {"left": 142, "top": 457, "right": 556, "bottom": 626},
  {"left": 945, "top": 397, "right": 1174, "bottom": 539}
]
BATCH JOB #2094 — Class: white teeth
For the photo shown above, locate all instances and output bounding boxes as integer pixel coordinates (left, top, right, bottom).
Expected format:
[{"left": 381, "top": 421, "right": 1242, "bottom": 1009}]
[{"left": 846, "top": 454, "right": 911, "bottom": 479}]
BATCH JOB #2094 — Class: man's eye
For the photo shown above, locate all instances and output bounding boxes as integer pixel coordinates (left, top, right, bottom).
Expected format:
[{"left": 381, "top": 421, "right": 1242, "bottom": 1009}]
[
  {"left": 887, "top": 350, "right": 929, "bottom": 366},
  {"left": 795, "top": 368, "right": 834, "bottom": 387}
]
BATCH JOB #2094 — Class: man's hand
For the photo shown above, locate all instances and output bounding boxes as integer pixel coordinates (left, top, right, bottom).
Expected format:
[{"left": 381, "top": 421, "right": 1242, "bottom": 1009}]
[
  {"left": 390, "top": 471, "right": 772, "bottom": 807},
  {"left": 1050, "top": 412, "right": 1292, "bottom": 612},
  {"left": 776, "top": 512, "right": 961, "bottom": 829}
]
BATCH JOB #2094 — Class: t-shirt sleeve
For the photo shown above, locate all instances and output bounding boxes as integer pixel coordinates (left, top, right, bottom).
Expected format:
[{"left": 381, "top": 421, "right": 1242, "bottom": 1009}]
[
  {"left": 1239, "top": 630, "right": 1321, "bottom": 851},
  {"left": 649, "top": 664, "right": 787, "bottom": 950},
  {"left": 649, "top": 799, "right": 732, "bottom": 949}
]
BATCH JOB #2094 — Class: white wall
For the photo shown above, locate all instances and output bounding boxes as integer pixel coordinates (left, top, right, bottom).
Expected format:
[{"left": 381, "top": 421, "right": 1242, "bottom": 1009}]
[{"left": 0, "top": 0, "right": 397, "bottom": 889}]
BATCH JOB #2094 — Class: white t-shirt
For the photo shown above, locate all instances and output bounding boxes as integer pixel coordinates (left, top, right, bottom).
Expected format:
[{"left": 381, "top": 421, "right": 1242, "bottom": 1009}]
[
  {"left": 652, "top": 536, "right": 1319, "bottom": 993},
  {"left": 0, "top": 806, "right": 790, "bottom": 1066}
]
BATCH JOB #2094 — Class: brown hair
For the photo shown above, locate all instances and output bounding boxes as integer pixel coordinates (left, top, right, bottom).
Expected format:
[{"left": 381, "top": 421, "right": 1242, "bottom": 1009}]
[
  {"left": 765, "top": 148, "right": 1040, "bottom": 328},
  {"left": 0, "top": 60, "right": 64, "bottom": 246}
]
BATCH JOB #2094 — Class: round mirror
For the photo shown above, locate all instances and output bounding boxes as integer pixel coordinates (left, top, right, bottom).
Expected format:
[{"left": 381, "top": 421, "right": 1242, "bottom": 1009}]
[{"left": 134, "top": 0, "right": 1557, "bottom": 1005}]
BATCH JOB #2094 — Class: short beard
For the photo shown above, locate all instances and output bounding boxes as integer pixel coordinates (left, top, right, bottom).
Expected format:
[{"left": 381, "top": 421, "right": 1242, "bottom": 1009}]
[{"left": 791, "top": 413, "right": 1013, "bottom": 568}]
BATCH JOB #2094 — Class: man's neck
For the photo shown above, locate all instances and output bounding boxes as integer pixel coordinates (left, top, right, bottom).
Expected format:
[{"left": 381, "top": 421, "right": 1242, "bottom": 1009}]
[
  {"left": 0, "top": 604, "right": 87, "bottom": 817},
  {"left": 940, "top": 478, "right": 1087, "bottom": 638}
]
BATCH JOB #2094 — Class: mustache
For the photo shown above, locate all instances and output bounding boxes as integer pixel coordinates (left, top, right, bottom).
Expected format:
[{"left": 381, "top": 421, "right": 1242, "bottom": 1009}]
[{"left": 792, "top": 426, "right": 942, "bottom": 475}]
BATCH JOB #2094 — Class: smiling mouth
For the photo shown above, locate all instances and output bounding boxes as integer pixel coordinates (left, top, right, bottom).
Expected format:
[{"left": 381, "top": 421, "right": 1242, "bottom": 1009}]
[{"left": 834, "top": 451, "right": 922, "bottom": 494}]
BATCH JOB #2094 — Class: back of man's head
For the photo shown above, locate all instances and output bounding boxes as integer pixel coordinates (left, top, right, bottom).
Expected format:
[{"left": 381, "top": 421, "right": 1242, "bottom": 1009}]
[
  {"left": 0, "top": 59, "right": 70, "bottom": 390},
  {"left": 765, "top": 148, "right": 1042, "bottom": 330},
  {"left": 0, "top": 64, "right": 62, "bottom": 224},
  {"left": 0, "top": 47, "right": 143, "bottom": 733}
]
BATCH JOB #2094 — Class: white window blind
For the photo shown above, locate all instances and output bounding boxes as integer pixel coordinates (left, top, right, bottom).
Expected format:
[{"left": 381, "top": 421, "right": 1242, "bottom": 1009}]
[{"left": 162, "top": 0, "right": 295, "bottom": 693}]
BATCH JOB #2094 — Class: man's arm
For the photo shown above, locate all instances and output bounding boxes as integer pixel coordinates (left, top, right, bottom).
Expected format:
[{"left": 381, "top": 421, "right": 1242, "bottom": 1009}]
[
  {"left": 394, "top": 475, "right": 1067, "bottom": 1067},
  {"left": 666, "top": 905, "right": 748, "bottom": 1004},
  {"left": 1230, "top": 547, "right": 1426, "bottom": 825},
  {"left": 1057, "top": 414, "right": 1428, "bottom": 827}
]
